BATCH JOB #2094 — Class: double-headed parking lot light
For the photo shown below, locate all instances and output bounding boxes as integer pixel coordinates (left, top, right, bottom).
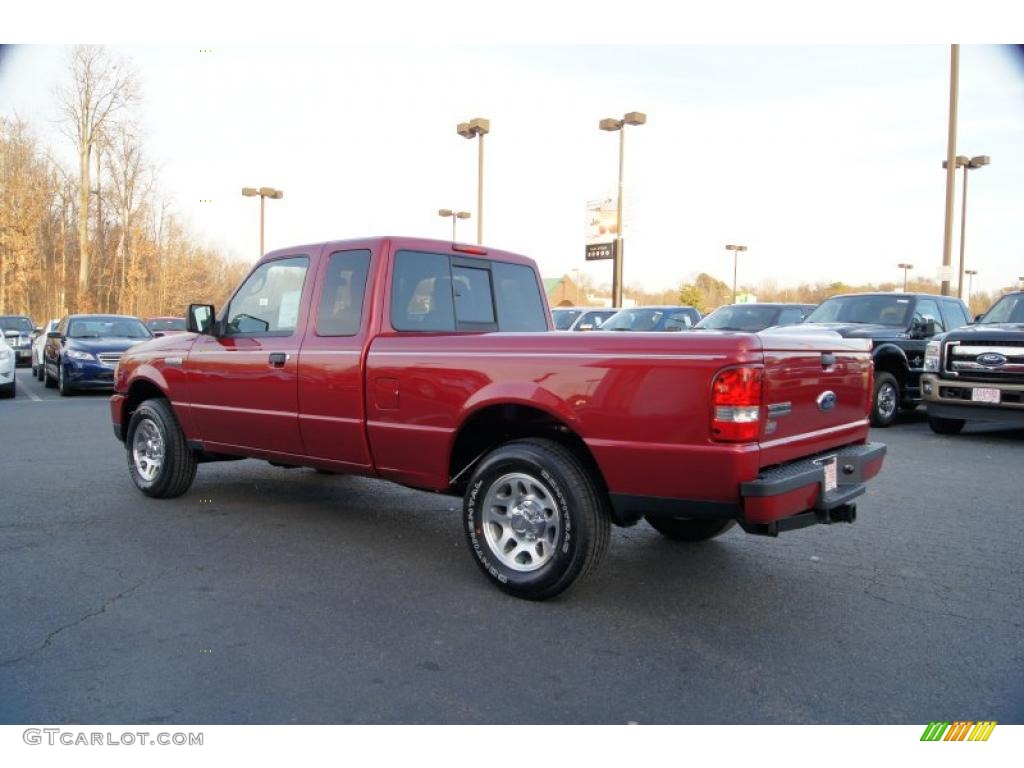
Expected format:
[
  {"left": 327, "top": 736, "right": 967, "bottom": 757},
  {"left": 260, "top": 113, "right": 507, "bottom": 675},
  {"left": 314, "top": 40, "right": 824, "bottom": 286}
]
[
  {"left": 242, "top": 186, "right": 284, "bottom": 259},
  {"left": 599, "top": 111, "right": 647, "bottom": 308},
  {"left": 897, "top": 262, "right": 914, "bottom": 292},
  {"left": 438, "top": 208, "right": 471, "bottom": 240}
]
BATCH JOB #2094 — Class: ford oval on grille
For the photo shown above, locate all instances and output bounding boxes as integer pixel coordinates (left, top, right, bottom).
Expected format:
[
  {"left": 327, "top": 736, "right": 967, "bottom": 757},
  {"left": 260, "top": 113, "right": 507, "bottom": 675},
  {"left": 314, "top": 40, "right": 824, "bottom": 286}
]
[
  {"left": 977, "top": 353, "right": 1008, "bottom": 367},
  {"left": 817, "top": 391, "right": 837, "bottom": 411}
]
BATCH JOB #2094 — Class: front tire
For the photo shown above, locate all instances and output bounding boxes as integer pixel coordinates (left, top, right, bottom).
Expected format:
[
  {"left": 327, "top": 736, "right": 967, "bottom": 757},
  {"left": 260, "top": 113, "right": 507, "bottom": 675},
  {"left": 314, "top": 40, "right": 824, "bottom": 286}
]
[
  {"left": 928, "top": 415, "right": 965, "bottom": 435},
  {"left": 870, "top": 372, "right": 899, "bottom": 427},
  {"left": 645, "top": 517, "right": 736, "bottom": 541},
  {"left": 57, "top": 361, "right": 74, "bottom": 396},
  {"left": 464, "top": 438, "right": 610, "bottom": 600},
  {"left": 126, "top": 398, "right": 197, "bottom": 498}
]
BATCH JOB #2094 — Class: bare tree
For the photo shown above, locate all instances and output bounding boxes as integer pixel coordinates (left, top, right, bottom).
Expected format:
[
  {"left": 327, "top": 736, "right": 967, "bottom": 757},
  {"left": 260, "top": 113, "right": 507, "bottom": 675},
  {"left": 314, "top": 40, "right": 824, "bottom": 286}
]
[
  {"left": 105, "top": 121, "right": 153, "bottom": 313},
  {"left": 54, "top": 45, "right": 139, "bottom": 311}
]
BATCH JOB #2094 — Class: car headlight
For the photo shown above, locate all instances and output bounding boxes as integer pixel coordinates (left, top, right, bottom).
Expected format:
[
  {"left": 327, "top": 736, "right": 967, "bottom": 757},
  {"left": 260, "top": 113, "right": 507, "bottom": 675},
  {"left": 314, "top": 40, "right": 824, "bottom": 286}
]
[
  {"left": 66, "top": 349, "right": 96, "bottom": 361},
  {"left": 924, "top": 341, "right": 941, "bottom": 372}
]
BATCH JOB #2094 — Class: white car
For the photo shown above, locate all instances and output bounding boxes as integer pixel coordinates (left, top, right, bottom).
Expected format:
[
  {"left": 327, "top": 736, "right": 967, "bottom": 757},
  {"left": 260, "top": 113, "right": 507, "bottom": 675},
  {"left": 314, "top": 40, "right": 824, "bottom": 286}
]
[
  {"left": 32, "top": 318, "right": 60, "bottom": 381},
  {"left": 0, "top": 335, "right": 16, "bottom": 398}
]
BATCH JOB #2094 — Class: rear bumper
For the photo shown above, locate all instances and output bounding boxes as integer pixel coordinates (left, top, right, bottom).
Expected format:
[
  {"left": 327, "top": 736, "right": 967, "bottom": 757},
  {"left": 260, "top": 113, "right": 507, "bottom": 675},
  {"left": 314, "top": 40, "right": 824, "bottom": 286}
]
[{"left": 613, "top": 442, "right": 886, "bottom": 535}]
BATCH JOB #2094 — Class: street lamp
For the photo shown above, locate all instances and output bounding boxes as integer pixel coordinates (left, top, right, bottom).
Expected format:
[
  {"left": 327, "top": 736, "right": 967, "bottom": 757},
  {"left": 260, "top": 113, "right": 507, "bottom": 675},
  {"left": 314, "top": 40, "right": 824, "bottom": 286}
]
[
  {"left": 897, "top": 263, "right": 914, "bottom": 292},
  {"left": 456, "top": 117, "right": 490, "bottom": 244},
  {"left": 242, "top": 186, "right": 284, "bottom": 259},
  {"left": 964, "top": 268, "right": 977, "bottom": 304},
  {"left": 725, "top": 244, "right": 748, "bottom": 303},
  {"left": 438, "top": 208, "right": 471, "bottom": 240},
  {"left": 599, "top": 112, "right": 646, "bottom": 308},
  {"left": 942, "top": 154, "right": 990, "bottom": 299}
]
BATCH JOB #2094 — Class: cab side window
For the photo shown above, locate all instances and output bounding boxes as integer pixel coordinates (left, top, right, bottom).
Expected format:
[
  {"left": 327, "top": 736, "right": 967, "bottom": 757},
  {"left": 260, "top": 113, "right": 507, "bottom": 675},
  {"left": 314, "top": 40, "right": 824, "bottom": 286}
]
[
  {"left": 315, "top": 250, "right": 371, "bottom": 336},
  {"left": 941, "top": 299, "right": 969, "bottom": 330},
  {"left": 914, "top": 298, "right": 945, "bottom": 334},
  {"left": 225, "top": 257, "right": 309, "bottom": 336}
]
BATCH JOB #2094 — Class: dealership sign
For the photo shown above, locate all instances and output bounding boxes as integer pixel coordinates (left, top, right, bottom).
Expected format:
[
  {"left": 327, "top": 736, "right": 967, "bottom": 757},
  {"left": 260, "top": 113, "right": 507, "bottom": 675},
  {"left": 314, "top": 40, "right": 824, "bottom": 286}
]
[{"left": 585, "top": 197, "right": 617, "bottom": 260}]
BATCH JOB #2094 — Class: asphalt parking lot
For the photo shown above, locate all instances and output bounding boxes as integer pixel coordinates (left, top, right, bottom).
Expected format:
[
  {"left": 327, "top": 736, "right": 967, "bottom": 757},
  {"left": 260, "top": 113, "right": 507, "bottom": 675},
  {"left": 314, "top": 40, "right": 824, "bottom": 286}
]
[{"left": 1, "top": 366, "right": 1022, "bottom": 724}]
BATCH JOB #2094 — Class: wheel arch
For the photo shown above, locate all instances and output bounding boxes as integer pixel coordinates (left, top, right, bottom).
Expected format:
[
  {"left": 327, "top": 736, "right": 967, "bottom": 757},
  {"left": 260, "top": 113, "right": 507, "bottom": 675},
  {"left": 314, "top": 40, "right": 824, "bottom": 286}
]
[{"left": 872, "top": 344, "right": 910, "bottom": 384}]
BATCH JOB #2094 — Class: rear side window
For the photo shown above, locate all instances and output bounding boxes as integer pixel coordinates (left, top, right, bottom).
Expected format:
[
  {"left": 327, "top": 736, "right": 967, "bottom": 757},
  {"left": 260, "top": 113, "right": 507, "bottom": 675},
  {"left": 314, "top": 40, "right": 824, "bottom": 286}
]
[
  {"left": 492, "top": 262, "right": 547, "bottom": 332},
  {"left": 316, "top": 249, "right": 371, "bottom": 336},
  {"left": 777, "top": 307, "right": 809, "bottom": 325},
  {"left": 391, "top": 251, "right": 455, "bottom": 332}
]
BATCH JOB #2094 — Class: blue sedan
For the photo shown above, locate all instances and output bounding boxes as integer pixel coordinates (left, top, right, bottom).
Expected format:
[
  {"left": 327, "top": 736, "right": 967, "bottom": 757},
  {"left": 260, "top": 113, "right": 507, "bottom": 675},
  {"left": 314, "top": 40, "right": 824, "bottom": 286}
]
[{"left": 43, "top": 315, "right": 153, "bottom": 396}]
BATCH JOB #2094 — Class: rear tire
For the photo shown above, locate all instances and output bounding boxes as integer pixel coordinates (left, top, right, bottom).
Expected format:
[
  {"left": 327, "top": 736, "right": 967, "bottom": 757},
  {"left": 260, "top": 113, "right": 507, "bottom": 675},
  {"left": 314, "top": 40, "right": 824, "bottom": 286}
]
[
  {"left": 928, "top": 415, "right": 965, "bottom": 435},
  {"left": 645, "top": 517, "right": 736, "bottom": 541},
  {"left": 464, "top": 438, "right": 610, "bottom": 600},
  {"left": 126, "top": 398, "right": 197, "bottom": 498},
  {"left": 870, "top": 372, "right": 899, "bottom": 427}
]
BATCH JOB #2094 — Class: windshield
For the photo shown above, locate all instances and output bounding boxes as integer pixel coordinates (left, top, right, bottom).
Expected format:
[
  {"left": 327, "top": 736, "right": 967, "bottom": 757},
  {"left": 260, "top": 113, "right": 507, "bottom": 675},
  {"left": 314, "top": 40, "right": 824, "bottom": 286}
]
[
  {"left": 551, "top": 309, "right": 582, "bottom": 330},
  {"left": 147, "top": 318, "right": 188, "bottom": 331},
  {"left": 603, "top": 309, "right": 666, "bottom": 331},
  {"left": 805, "top": 296, "right": 911, "bottom": 326},
  {"left": 978, "top": 294, "right": 1024, "bottom": 324},
  {"left": 697, "top": 305, "right": 780, "bottom": 331},
  {"left": 0, "top": 316, "right": 33, "bottom": 334},
  {"left": 68, "top": 317, "right": 151, "bottom": 339}
]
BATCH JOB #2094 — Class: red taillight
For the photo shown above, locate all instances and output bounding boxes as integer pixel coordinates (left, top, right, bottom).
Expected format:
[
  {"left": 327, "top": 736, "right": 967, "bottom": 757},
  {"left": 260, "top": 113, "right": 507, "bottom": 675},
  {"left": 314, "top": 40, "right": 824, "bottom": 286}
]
[
  {"left": 711, "top": 366, "right": 763, "bottom": 442},
  {"left": 452, "top": 243, "right": 488, "bottom": 255}
]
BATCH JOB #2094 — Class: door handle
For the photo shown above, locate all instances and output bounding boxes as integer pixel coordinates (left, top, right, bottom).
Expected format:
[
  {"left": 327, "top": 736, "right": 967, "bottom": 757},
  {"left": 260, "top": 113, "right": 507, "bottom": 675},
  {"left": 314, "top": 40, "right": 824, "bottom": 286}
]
[{"left": 268, "top": 352, "right": 289, "bottom": 368}]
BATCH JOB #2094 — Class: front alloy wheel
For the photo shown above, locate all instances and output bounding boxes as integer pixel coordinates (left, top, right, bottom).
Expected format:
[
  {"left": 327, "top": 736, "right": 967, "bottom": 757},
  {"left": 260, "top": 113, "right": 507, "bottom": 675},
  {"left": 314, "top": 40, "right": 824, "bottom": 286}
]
[
  {"left": 870, "top": 372, "right": 899, "bottom": 427},
  {"left": 126, "top": 398, "right": 197, "bottom": 498}
]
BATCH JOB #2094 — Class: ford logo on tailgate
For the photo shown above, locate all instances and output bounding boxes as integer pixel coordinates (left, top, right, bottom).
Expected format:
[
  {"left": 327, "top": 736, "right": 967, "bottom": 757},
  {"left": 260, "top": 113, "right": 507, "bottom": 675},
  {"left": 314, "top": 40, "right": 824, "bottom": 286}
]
[
  {"left": 977, "top": 353, "right": 1007, "bottom": 367},
  {"left": 817, "top": 391, "right": 837, "bottom": 411}
]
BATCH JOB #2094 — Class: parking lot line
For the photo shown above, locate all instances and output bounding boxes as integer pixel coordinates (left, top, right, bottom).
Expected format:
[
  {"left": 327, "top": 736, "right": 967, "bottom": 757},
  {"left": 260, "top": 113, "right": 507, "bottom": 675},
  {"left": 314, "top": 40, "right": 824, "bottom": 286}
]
[{"left": 17, "top": 378, "right": 42, "bottom": 401}]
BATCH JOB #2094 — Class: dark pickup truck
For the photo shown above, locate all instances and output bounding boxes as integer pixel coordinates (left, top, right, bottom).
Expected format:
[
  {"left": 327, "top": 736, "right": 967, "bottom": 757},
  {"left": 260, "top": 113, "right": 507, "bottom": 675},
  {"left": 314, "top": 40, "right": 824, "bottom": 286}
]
[
  {"left": 110, "top": 236, "right": 886, "bottom": 599},
  {"left": 922, "top": 291, "right": 1024, "bottom": 434},
  {"left": 797, "top": 292, "right": 971, "bottom": 426}
]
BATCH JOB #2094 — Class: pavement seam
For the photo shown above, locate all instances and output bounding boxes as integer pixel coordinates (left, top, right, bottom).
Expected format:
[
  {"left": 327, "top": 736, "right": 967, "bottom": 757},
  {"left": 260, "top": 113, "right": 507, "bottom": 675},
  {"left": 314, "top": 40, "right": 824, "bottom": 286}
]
[{"left": 0, "top": 578, "right": 149, "bottom": 669}]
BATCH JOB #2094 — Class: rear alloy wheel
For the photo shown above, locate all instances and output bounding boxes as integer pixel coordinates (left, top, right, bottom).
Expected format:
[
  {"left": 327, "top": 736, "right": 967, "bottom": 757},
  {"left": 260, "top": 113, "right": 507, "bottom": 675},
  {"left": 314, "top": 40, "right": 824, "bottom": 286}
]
[
  {"left": 57, "top": 361, "right": 75, "bottom": 396},
  {"left": 870, "top": 372, "right": 899, "bottom": 427},
  {"left": 464, "top": 438, "right": 610, "bottom": 600},
  {"left": 126, "top": 398, "right": 197, "bottom": 498},
  {"left": 645, "top": 517, "right": 736, "bottom": 541},
  {"left": 928, "top": 415, "right": 965, "bottom": 435}
]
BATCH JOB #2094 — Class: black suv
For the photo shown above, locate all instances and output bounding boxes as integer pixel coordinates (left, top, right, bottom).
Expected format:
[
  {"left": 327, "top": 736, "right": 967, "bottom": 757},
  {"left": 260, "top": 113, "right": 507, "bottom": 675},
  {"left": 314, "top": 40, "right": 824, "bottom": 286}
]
[
  {"left": 921, "top": 291, "right": 1024, "bottom": 434},
  {"left": 798, "top": 293, "right": 971, "bottom": 426}
]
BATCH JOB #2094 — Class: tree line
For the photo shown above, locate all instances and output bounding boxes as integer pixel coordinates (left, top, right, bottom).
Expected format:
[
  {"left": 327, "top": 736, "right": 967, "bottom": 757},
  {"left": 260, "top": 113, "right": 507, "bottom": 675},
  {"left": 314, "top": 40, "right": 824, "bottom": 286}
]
[{"left": 0, "top": 46, "right": 248, "bottom": 323}]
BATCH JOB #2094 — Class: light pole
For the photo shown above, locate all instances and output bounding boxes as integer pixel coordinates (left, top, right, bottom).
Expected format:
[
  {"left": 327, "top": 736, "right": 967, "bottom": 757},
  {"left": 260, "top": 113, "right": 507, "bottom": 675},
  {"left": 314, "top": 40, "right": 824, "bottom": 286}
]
[
  {"left": 599, "top": 111, "right": 647, "bottom": 308},
  {"left": 456, "top": 118, "right": 490, "bottom": 245},
  {"left": 242, "top": 186, "right": 284, "bottom": 259},
  {"left": 940, "top": 44, "right": 960, "bottom": 297},
  {"left": 571, "top": 268, "right": 582, "bottom": 305},
  {"left": 964, "top": 269, "right": 977, "bottom": 305},
  {"left": 897, "top": 262, "right": 914, "bottom": 292},
  {"left": 725, "top": 244, "right": 748, "bottom": 303},
  {"left": 438, "top": 208, "right": 471, "bottom": 240},
  {"left": 943, "top": 154, "right": 990, "bottom": 299}
]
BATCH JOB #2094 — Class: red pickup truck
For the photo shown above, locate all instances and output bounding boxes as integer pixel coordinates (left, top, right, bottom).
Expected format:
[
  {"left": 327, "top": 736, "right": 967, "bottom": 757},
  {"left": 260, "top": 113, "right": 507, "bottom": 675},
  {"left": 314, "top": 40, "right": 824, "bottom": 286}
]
[{"left": 111, "top": 236, "right": 885, "bottom": 599}]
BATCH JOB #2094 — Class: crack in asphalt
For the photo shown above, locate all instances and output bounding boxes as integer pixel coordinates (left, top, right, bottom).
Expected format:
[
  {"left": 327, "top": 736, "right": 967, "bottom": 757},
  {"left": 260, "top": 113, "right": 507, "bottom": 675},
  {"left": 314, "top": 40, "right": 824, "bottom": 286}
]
[{"left": 0, "top": 578, "right": 149, "bottom": 669}]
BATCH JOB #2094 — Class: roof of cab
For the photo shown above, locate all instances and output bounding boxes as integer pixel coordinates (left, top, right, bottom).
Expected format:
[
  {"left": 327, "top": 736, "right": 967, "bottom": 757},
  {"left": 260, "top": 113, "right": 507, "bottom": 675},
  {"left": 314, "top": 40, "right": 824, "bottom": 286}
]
[{"left": 261, "top": 236, "right": 537, "bottom": 268}]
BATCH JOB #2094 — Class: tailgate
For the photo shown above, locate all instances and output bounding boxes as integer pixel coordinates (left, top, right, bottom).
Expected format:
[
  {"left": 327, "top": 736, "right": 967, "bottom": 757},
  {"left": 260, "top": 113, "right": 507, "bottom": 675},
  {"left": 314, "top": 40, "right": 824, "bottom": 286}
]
[{"left": 757, "top": 329, "right": 872, "bottom": 466}]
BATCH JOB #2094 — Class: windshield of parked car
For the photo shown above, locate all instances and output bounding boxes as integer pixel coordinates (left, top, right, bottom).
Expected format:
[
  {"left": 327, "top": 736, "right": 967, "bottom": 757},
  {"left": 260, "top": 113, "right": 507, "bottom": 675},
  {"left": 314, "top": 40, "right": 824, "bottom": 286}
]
[
  {"left": 551, "top": 309, "right": 582, "bottom": 330},
  {"left": 696, "top": 305, "right": 781, "bottom": 331},
  {"left": 147, "top": 318, "right": 188, "bottom": 331},
  {"left": 602, "top": 308, "right": 667, "bottom": 331},
  {"left": 978, "top": 294, "right": 1024, "bottom": 324},
  {"left": 68, "top": 317, "right": 151, "bottom": 339},
  {"left": 804, "top": 296, "right": 911, "bottom": 326},
  {"left": 0, "top": 316, "right": 34, "bottom": 334}
]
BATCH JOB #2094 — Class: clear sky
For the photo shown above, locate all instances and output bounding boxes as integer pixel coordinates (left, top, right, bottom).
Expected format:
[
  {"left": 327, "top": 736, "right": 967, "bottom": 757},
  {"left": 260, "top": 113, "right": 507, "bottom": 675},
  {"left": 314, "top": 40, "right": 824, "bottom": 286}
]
[{"left": 2, "top": 39, "right": 1022, "bottom": 295}]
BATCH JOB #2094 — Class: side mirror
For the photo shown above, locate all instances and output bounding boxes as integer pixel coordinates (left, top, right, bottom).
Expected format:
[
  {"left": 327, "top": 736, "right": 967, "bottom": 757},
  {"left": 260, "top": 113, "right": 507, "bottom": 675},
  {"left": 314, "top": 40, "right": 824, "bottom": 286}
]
[
  {"left": 46, "top": 331, "right": 63, "bottom": 340},
  {"left": 187, "top": 304, "right": 216, "bottom": 335},
  {"left": 919, "top": 319, "right": 937, "bottom": 338},
  {"left": 973, "top": 313, "right": 984, "bottom": 323}
]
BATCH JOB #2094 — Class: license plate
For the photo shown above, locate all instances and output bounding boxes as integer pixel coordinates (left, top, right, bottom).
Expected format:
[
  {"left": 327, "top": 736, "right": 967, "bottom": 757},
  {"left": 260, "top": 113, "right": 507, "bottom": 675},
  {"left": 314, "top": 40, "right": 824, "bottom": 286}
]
[
  {"left": 971, "top": 388, "right": 1001, "bottom": 404},
  {"left": 816, "top": 456, "right": 838, "bottom": 493}
]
